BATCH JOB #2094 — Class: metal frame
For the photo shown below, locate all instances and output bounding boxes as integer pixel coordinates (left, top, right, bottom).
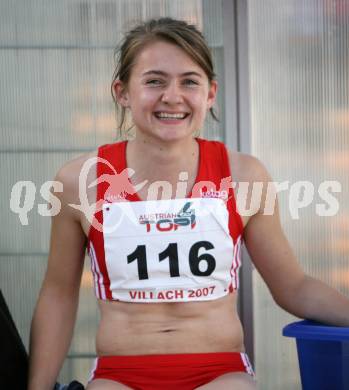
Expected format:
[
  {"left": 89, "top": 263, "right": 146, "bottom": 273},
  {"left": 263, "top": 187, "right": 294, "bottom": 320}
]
[
  {"left": 222, "top": 0, "right": 239, "bottom": 150},
  {"left": 222, "top": 0, "right": 254, "bottom": 365}
]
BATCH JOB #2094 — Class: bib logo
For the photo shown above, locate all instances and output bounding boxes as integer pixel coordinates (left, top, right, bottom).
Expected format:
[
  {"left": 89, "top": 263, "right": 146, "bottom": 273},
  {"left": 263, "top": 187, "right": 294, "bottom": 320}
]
[
  {"left": 139, "top": 202, "right": 196, "bottom": 233},
  {"left": 200, "top": 189, "right": 228, "bottom": 200}
]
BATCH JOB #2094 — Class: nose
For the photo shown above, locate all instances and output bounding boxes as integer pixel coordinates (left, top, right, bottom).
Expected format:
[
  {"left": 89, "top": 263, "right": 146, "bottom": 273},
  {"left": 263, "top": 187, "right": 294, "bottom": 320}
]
[{"left": 161, "top": 81, "right": 183, "bottom": 104}]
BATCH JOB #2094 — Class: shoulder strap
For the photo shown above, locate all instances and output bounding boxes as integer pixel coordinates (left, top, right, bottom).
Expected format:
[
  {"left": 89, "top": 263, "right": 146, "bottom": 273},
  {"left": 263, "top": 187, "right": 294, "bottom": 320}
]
[
  {"left": 196, "top": 138, "right": 243, "bottom": 239},
  {"left": 96, "top": 141, "right": 127, "bottom": 203}
]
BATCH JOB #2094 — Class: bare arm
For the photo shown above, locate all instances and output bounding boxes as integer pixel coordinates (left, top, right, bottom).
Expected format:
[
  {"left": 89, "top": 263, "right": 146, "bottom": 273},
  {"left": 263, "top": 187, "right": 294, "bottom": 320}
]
[
  {"left": 28, "top": 165, "right": 87, "bottom": 390},
  {"left": 241, "top": 157, "right": 349, "bottom": 327}
]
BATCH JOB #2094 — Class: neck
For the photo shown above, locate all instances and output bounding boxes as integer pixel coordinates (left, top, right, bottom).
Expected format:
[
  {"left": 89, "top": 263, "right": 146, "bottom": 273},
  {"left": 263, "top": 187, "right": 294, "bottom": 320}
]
[{"left": 127, "top": 135, "right": 199, "bottom": 183}]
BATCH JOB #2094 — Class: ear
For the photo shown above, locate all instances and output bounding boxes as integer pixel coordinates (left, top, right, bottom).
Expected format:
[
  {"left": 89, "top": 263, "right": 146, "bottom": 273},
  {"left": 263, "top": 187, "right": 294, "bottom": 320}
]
[
  {"left": 112, "top": 79, "right": 130, "bottom": 108},
  {"left": 207, "top": 80, "right": 218, "bottom": 110}
]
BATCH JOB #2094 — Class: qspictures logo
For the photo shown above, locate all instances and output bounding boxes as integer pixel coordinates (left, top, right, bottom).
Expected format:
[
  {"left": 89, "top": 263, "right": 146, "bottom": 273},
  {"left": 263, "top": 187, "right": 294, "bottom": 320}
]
[
  {"left": 8, "top": 155, "right": 343, "bottom": 229},
  {"left": 139, "top": 202, "right": 196, "bottom": 233}
]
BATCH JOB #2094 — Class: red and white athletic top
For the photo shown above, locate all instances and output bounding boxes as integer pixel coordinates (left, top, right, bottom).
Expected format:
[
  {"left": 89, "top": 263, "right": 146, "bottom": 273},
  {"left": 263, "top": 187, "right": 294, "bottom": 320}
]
[{"left": 87, "top": 138, "right": 243, "bottom": 303}]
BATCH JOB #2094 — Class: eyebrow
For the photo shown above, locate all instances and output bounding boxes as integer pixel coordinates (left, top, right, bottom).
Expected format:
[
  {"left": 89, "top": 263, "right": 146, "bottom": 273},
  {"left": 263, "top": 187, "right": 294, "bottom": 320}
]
[{"left": 142, "top": 70, "right": 203, "bottom": 78}]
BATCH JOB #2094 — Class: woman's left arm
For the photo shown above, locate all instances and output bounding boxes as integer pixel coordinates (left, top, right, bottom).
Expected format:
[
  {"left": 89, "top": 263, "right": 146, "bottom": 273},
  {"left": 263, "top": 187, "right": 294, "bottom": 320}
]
[{"left": 242, "top": 158, "right": 349, "bottom": 327}]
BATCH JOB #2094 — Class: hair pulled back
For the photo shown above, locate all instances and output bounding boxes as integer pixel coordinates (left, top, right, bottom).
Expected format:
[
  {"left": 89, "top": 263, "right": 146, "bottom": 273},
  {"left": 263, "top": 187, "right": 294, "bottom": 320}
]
[{"left": 111, "top": 17, "right": 218, "bottom": 136}]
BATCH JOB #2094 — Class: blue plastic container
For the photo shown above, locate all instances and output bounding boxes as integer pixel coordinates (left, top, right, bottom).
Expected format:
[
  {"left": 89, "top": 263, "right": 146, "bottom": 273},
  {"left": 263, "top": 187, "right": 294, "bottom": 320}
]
[{"left": 283, "top": 320, "right": 349, "bottom": 390}]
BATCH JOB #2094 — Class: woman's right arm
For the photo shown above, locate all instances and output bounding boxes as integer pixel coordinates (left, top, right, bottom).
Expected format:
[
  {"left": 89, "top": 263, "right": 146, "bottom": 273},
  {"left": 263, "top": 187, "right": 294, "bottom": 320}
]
[{"left": 28, "top": 164, "right": 87, "bottom": 390}]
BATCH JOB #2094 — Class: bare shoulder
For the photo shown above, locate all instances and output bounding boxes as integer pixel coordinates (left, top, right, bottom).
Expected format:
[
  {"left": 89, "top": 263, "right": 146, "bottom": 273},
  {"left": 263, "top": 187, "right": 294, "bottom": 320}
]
[
  {"left": 54, "top": 150, "right": 97, "bottom": 202},
  {"left": 227, "top": 149, "right": 271, "bottom": 184},
  {"left": 227, "top": 150, "right": 275, "bottom": 225},
  {"left": 53, "top": 150, "right": 97, "bottom": 215}
]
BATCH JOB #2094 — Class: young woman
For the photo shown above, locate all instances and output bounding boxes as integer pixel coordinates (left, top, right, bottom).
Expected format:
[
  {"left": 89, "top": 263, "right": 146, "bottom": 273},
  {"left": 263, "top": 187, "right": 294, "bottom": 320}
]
[{"left": 28, "top": 18, "right": 349, "bottom": 390}]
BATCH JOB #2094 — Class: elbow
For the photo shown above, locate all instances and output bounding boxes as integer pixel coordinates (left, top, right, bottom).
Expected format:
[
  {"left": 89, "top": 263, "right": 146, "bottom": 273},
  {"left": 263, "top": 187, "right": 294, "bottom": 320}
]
[
  {"left": 270, "top": 274, "right": 309, "bottom": 318},
  {"left": 273, "top": 295, "right": 303, "bottom": 318}
]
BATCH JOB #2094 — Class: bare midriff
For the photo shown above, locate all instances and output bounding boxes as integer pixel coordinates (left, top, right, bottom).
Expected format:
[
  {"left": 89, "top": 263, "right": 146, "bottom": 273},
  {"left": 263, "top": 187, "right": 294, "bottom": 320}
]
[{"left": 95, "top": 292, "right": 245, "bottom": 357}]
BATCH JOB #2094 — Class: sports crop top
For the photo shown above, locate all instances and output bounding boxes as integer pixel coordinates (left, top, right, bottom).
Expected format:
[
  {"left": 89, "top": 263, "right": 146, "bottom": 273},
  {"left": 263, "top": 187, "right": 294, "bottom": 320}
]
[{"left": 87, "top": 138, "right": 243, "bottom": 303}]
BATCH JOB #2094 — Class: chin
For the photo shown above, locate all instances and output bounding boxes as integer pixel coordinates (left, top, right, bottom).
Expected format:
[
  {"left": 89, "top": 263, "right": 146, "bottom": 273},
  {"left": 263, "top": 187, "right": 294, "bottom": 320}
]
[
  {"left": 135, "top": 121, "right": 197, "bottom": 143},
  {"left": 155, "top": 130, "right": 194, "bottom": 143}
]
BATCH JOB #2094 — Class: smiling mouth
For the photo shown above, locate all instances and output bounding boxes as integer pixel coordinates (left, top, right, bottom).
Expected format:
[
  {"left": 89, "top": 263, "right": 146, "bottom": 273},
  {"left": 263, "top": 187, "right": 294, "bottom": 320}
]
[{"left": 154, "top": 112, "right": 190, "bottom": 120}]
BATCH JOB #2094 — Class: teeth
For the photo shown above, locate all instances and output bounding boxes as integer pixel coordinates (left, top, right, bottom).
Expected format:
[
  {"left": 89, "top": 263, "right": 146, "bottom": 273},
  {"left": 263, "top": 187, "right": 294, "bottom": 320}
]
[{"left": 156, "top": 112, "right": 186, "bottom": 119}]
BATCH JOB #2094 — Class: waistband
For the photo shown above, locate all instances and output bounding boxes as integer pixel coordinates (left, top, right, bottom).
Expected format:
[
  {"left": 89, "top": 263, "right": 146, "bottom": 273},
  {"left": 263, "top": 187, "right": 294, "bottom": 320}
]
[
  {"left": 89, "top": 351, "right": 255, "bottom": 381},
  {"left": 98, "top": 351, "right": 250, "bottom": 366}
]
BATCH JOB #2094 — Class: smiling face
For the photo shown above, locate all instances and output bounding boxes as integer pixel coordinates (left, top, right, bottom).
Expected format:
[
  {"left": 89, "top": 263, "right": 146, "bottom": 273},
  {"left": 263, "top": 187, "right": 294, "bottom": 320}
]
[{"left": 114, "top": 40, "right": 217, "bottom": 143}]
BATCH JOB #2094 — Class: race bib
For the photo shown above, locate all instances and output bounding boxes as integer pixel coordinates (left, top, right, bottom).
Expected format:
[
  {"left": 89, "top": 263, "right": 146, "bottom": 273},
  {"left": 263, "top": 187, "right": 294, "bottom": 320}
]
[{"left": 102, "top": 197, "right": 238, "bottom": 302}]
